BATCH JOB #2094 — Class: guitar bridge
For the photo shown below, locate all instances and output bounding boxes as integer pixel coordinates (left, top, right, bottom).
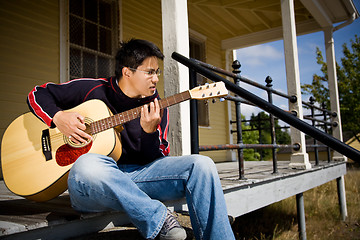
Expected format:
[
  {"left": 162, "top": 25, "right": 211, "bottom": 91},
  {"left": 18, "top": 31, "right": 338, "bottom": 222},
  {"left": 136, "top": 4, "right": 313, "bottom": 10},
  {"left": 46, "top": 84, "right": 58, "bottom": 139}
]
[{"left": 42, "top": 129, "right": 52, "bottom": 161}]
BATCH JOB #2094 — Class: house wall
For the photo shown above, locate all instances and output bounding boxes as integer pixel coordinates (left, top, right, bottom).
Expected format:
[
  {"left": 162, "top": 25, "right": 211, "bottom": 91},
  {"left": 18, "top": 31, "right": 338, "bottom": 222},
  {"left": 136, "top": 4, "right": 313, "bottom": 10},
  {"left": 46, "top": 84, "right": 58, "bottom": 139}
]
[
  {"left": 0, "top": 0, "right": 60, "bottom": 170},
  {"left": 346, "top": 133, "right": 360, "bottom": 162},
  {"left": 122, "top": 0, "right": 165, "bottom": 98}
]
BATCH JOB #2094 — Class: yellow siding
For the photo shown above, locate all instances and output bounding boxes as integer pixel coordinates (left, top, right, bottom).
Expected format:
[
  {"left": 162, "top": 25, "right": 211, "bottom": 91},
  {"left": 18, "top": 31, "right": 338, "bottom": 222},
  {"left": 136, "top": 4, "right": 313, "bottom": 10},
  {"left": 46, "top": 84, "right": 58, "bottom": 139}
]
[
  {"left": 346, "top": 133, "right": 360, "bottom": 162},
  {"left": 122, "top": 0, "right": 164, "bottom": 97},
  {"left": 0, "top": 1, "right": 59, "bottom": 148}
]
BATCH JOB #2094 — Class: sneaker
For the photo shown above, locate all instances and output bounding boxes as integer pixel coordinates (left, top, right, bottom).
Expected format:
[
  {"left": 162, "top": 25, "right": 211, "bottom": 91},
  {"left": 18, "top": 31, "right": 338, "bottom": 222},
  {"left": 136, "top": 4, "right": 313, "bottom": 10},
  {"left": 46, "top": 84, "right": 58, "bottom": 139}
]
[{"left": 159, "top": 209, "right": 187, "bottom": 240}]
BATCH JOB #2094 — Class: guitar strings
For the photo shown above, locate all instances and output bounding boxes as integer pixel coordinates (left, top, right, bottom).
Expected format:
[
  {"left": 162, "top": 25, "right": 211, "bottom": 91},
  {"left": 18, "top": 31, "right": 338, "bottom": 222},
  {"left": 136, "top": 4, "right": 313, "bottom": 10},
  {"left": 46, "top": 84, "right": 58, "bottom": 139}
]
[{"left": 47, "top": 91, "right": 190, "bottom": 145}]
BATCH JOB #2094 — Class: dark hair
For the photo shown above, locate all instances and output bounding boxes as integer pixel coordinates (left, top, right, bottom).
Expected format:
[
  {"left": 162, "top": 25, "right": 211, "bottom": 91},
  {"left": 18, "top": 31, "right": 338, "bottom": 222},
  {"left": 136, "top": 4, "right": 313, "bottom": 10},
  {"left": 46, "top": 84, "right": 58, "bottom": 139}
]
[{"left": 115, "top": 39, "right": 164, "bottom": 79}]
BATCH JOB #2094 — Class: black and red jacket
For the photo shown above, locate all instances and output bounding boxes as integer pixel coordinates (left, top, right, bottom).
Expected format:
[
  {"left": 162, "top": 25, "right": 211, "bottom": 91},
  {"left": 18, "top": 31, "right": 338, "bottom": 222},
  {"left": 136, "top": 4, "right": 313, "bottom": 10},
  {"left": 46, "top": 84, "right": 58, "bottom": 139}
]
[{"left": 27, "top": 77, "right": 170, "bottom": 165}]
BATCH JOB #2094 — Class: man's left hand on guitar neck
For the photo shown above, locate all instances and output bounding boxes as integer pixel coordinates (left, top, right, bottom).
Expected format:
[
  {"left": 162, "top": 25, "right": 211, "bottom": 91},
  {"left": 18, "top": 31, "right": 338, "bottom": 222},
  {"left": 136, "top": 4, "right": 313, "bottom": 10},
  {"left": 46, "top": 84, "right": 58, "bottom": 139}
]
[{"left": 140, "top": 98, "right": 162, "bottom": 134}]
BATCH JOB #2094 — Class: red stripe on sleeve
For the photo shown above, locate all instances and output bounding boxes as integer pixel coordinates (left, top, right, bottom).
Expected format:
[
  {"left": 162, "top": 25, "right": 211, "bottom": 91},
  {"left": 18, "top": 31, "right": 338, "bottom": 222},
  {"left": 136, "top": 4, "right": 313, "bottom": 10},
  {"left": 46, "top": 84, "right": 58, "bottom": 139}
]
[{"left": 28, "top": 83, "right": 53, "bottom": 126}]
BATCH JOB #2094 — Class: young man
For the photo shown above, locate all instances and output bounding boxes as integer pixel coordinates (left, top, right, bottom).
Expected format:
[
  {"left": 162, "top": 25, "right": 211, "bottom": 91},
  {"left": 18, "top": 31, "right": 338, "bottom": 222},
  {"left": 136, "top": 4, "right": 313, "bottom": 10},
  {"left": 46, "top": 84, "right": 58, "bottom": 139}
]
[{"left": 27, "top": 39, "right": 235, "bottom": 240}]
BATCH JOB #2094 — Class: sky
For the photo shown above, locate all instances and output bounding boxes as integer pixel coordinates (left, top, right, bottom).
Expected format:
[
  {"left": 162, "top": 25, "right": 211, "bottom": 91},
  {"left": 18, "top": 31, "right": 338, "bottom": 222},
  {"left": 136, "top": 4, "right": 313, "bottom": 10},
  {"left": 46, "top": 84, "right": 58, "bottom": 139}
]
[{"left": 235, "top": 1, "right": 360, "bottom": 120}]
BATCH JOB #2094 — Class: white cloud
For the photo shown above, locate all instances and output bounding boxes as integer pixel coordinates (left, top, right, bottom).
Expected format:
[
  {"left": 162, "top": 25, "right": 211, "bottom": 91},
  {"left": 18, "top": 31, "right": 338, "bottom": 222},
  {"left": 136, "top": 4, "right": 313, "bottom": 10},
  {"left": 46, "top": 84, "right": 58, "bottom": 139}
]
[
  {"left": 236, "top": 44, "right": 284, "bottom": 67},
  {"left": 240, "top": 103, "right": 262, "bottom": 119}
]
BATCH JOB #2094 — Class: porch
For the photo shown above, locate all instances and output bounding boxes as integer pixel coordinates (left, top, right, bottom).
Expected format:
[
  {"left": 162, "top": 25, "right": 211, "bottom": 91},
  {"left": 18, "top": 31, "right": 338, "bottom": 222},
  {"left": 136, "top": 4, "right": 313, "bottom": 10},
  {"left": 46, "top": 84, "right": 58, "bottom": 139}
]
[{"left": 0, "top": 160, "right": 346, "bottom": 239}]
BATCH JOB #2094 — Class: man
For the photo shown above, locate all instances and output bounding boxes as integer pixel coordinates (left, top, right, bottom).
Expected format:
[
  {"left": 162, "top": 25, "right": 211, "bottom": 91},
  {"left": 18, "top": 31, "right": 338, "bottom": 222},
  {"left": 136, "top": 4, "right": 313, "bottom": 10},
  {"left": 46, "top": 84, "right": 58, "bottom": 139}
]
[{"left": 27, "top": 39, "right": 235, "bottom": 240}]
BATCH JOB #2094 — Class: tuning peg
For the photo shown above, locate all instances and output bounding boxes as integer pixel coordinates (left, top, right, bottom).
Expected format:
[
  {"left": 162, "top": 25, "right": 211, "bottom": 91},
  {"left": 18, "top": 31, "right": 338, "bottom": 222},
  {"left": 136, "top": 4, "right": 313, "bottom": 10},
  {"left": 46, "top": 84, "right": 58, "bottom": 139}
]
[{"left": 219, "top": 98, "right": 225, "bottom": 102}]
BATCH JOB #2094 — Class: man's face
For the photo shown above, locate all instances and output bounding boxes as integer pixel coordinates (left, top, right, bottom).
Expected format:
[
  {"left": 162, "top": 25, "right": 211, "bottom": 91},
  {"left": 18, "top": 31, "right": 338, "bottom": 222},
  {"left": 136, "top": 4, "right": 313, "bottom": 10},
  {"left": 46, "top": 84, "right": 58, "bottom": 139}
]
[{"left": 127, "top": 56, "right": 160, "bottom": 98}]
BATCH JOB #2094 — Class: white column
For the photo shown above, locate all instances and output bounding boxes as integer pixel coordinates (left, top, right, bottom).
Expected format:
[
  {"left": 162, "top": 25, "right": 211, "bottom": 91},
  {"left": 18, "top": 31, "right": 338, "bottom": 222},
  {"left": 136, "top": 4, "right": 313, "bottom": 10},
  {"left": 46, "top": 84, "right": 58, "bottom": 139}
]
[
  {"left": 59, "top": 0, "right": 69, "bottom": 83},
  {"left": 324, "top": 27, "right": 346, "bottom": 161},
  {"left": 281, "top": 0, "right": 311, "bottom": 169},
  {"left": 161, "top": 0, "right": 191, "bottom": 156},
  {"left": 226, "top": 49, "right": 237, "bottom": 161}
]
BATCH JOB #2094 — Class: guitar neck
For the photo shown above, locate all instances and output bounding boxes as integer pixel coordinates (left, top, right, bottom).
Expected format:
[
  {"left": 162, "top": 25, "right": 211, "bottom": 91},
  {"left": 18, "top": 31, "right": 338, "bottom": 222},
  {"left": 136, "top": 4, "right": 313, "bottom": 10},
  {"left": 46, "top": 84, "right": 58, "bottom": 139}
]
[{"left": 90, "top": 90, "right": 191, "bottom": 134}]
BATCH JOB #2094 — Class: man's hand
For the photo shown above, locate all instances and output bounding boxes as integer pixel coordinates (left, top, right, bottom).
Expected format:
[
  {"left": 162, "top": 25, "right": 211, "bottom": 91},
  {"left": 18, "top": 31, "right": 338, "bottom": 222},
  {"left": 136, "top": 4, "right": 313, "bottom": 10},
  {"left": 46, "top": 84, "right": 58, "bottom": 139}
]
[
  {"left": 52, "top": 111, "right": 92, "bottom": 144},
  {"left": 140, "top": 98, "right": 162, "bottom": 133}
]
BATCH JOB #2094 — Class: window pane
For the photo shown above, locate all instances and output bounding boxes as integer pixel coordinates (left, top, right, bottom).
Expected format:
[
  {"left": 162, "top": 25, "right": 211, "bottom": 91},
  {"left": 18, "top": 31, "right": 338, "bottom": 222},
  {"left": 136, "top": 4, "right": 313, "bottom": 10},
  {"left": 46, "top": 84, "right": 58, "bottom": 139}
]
[
  {"left": 70, "top": 48, "right": 81, "bottom": 79},
  {"left": 70, "top": 15, "right": 83, "bottom": 46},
  {"left": 98, "top": 56, "right": 111, "bottom": 77},
  {"left": 85, "top": 0, "right": 97, "bottom": 22},
  {"left": 99, "top": 1, "right": 111, "bottom": 27},
  {"left": 197, "top": 101, "right": 209, "bottom": 126},
  {"left": 83, "top": 52, "right": 96, "bottom": 77},
  {"left": 69, "top": 0, "right": 83, "bottom": 16},
  {"left": 100, "top": 27, "right": 112, "bottom": 54},
  {"left": 85, "top": 22, "right": 98, "bottom": 50},
  {"left": 69, "top": 0, "right": 117, "bottom": 80}
]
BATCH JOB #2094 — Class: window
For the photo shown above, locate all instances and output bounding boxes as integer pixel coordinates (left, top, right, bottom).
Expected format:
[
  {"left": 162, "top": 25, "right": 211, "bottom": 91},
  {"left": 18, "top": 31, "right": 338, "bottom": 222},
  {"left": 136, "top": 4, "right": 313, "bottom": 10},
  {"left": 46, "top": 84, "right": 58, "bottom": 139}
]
[
  {"left": 190, "top": 36, "right": 209, "bottom": 127},
  {"left": 69, "top": 0, "right": 118, "bottom": 79}
]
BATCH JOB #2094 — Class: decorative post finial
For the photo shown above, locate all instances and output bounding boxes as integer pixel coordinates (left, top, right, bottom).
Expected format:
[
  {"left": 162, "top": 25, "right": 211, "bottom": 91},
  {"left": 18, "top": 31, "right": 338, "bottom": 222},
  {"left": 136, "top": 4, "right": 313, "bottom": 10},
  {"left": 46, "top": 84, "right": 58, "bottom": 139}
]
[
  {"left": 265, "top": 76, "right": 273, "bottom": 87},
  {"left": 309, "top": 96, "right": 315, "bottom": 105},
  {"left": 232, "top": 60, "right": 241, "bottom": 74}
]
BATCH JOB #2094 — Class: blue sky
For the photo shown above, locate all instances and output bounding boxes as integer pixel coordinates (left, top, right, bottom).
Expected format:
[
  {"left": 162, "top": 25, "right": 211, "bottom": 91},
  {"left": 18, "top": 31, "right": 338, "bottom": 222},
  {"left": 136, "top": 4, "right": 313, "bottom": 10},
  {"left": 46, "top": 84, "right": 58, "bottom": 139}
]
[{"left": 235, "top": 1, "right": 360, "bottom": 119}]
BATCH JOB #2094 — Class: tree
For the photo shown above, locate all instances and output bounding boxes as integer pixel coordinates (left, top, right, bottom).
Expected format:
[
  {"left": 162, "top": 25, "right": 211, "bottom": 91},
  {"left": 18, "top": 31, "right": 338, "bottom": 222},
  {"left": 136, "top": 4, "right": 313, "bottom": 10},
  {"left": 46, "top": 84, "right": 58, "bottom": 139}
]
[
  {"left": 241, "top": 115, "right": 261, "bottom": 161},
  {"left": 301, "top": 48, "right": 330, "bottom": 107},
  {"left": 246, "top": 112, "right": 291, "bottom": 160},
  {"left": 301, "top": 35, "right": 360, "bottom": 143},
  {"left": 249, "top": 112, "right": 291, "bottom": 144}
]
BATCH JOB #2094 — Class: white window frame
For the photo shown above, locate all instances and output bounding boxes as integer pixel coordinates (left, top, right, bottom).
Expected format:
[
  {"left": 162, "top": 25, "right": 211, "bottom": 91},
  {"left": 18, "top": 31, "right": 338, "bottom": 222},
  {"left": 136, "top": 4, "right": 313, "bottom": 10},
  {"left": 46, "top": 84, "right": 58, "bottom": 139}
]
[
  {"left": 189, "top": 29, "right": 209, "bottom": 127},
  {"left": 59, "top": 0, "right": 120, "bottom": 83}
]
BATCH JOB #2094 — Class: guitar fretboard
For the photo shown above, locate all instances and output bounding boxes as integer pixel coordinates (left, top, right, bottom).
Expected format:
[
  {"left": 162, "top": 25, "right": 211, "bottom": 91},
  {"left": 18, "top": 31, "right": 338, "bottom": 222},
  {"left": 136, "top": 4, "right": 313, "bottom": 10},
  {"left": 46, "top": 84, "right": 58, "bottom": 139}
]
[{"left": 90, "top": 90, "right": 191, "bottom": 134}]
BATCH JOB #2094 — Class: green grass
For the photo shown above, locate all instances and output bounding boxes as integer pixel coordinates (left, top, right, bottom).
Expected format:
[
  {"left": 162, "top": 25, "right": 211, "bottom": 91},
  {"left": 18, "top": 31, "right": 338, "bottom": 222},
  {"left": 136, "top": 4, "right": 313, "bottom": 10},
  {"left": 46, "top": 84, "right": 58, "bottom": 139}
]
[{"left": 232, "top": 162, "right": 360, "bottom": 240}]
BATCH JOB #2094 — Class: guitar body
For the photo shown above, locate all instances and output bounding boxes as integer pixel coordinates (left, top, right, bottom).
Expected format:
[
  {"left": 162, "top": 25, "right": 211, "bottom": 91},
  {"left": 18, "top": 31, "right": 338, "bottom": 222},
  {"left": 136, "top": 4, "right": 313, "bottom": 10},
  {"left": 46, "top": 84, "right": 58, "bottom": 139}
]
[{"left": 1, "top": 99, "right": 122, "bottom": 202}]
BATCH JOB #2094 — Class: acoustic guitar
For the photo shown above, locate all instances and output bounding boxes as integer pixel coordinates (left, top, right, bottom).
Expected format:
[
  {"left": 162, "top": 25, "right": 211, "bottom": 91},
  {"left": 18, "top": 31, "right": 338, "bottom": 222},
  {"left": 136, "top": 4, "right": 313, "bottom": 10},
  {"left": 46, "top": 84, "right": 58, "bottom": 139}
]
[{"left": 1, "top": 82, "right": 228, "bottom": 202}]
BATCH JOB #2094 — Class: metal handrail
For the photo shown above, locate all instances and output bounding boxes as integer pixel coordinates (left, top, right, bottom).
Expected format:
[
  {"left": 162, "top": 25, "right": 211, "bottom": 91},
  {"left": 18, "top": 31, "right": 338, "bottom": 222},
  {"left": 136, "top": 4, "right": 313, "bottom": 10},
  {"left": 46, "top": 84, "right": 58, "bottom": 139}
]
[
  {"left": 172, "top": 52, "right": 360, "bottom": 161},
  {"left": 193, "top": 59, "right": 297, "bottom": 102}
]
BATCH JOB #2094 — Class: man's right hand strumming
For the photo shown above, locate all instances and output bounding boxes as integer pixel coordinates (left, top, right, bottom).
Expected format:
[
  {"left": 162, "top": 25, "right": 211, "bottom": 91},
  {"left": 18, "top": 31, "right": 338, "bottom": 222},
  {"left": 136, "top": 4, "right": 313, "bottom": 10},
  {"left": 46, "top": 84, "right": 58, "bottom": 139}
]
[{"left": 52, "top": 111, "right": 92, "bottom": 144}]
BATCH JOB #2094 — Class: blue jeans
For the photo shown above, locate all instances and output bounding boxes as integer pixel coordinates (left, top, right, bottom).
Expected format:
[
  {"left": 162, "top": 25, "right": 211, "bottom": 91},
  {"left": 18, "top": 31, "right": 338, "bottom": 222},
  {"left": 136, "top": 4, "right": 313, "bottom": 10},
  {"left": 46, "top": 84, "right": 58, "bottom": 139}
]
[{"left": 67, "top": 153, "right": 235, "bottom": 240}]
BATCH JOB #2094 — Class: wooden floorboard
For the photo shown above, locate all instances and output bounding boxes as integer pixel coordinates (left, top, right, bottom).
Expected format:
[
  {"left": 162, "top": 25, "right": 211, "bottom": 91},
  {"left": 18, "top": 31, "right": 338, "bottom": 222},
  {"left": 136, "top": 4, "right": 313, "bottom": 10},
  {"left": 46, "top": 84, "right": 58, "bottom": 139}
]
[{"left": 0, "top": 160, "right": 347, "bottom": 239}]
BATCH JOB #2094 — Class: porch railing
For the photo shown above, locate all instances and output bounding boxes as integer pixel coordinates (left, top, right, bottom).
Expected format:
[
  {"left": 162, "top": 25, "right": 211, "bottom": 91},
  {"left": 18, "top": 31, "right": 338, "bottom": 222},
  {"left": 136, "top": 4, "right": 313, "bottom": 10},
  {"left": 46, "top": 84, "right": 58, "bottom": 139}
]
[
  {"left": 172, "top": 52, "right": 360, "bottom": 179},
  {"left": 189, "top": 58, "right": 334, "bottom": 178}
]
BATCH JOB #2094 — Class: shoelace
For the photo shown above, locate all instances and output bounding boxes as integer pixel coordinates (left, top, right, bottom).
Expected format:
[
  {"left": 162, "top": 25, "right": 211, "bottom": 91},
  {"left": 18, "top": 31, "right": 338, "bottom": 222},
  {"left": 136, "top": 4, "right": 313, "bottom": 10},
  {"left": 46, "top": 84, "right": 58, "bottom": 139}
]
[{"left": 161, "top": 211, "right": 181, "bottom": 234}]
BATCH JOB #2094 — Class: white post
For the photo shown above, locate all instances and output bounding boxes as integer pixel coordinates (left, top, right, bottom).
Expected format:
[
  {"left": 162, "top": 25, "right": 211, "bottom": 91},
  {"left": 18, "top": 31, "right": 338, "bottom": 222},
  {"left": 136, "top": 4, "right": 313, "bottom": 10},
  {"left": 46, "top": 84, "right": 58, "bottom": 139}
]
[
  {"left": 324, "top": 27, "right": 347, "bottom": 161},
  {"left": 337, "top": 175, "right": 348, "bottom": 221},
  {"left": 59, "top": 0, "right": 69, "bottom": 83},
  {"left": 281, "top": 0, "right": 311, "bottom": 169},
  {"left": 161, "top": 0, "right": 191, "bottom": 156},
  {"left": 226, "top": 49, "right": 237, "bottom": 161}
]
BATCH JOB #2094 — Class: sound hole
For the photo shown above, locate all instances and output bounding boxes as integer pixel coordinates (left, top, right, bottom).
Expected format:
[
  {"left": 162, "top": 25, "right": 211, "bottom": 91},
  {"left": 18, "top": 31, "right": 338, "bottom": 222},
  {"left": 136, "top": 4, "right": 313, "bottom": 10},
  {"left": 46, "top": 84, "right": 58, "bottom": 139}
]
[{"left": 63, "top": 118, "right": 95, "bottom": 148}]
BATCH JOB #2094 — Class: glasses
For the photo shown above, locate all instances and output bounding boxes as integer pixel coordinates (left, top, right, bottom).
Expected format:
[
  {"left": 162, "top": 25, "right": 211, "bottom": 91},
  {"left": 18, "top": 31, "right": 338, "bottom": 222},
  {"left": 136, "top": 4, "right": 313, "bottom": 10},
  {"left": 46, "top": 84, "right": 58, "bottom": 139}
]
[{"left": 127, "top": 67, "right": 161, "bottom": 77}]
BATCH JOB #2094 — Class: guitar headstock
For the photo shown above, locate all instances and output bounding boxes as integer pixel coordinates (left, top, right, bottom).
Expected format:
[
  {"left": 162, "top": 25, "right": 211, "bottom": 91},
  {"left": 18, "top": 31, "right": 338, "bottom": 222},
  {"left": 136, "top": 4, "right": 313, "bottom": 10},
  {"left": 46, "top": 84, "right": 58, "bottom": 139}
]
[{"left": 189, "top": 82, "right": 228, "bottom": 100}]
